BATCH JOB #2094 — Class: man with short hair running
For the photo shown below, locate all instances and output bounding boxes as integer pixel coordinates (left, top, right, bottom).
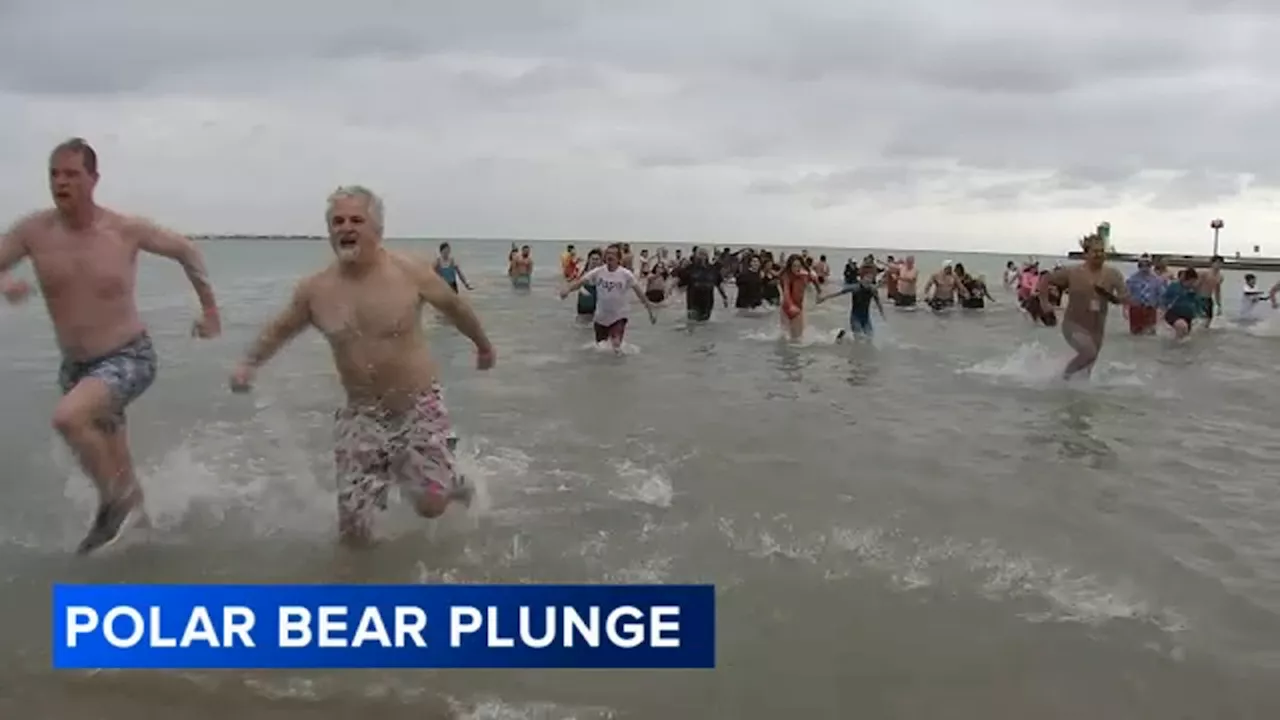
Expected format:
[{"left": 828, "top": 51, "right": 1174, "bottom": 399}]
[
  {"left": 1040, "top": 233, "right": 1127, "bottom": 380},
  {"left": 0, "top": 138, "right": 222, "bottom": 553}
]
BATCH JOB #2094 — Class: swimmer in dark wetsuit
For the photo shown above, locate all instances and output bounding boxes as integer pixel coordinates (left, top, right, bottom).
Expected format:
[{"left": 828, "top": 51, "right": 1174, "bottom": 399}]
[
  {"left": 734, "top": 255, "right": 765, "bottom": 310},
  {"left": 819, "top": 261, "right": 885, "bottom": 340},
  {"left": 433, "top": 241, "right": 473, "bottom": 293},
  {"left": 761, "top": 256, "right": 782, "bottom": 306},
  {"left": 677, "top": 248, "right": 728, "bottom": 321}
]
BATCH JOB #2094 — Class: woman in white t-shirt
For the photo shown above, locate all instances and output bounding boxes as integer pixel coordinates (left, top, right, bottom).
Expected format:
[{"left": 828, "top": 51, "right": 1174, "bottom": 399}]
[{"left": 560, "top": 245, "right": 657, "bottom": 350}]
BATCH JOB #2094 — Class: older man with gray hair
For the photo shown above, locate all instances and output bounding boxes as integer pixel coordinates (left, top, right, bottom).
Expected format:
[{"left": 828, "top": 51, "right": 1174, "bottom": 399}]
[{"left": 229, "top": 185, "right": 495, "bottom": 546}]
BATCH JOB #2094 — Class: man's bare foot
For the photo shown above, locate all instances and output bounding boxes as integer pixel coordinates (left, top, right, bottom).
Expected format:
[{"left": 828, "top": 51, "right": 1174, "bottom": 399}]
[{"left": 77, "top": 489, "right": 145, "bottom": 555}]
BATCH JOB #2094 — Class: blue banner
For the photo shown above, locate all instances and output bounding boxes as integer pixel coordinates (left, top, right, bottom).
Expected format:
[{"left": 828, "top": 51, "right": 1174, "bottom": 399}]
[{"left": 52, "top": 584, "right": 715, "bottom": 669}]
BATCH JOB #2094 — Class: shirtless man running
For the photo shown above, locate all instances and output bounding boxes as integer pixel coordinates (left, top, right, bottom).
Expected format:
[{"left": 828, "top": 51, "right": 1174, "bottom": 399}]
[
  {"left": 1040, "top": 233, "right": 1127, "bottom": 380},
  {"left": 229, "top": 186, "right": 494, "bottom": 546},
  {"left": 1196, "top": 255, "right": 1224, "bottom": 329},
  {"left": 0, "top": 138, "right": 221, "bottom": 554},
  {"left": 922, "top": 261, "right": 960, "bottom": 311},
  {"left": 892, "top": 256, "right": 919, "bottom": 307}
]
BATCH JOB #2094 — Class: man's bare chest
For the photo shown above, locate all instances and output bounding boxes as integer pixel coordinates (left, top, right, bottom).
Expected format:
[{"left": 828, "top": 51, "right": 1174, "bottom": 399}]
[
  {"left": 30, "top": 233, "right": 137, "bottom": 297},
  {"left": 312, "top": 288, "right": 423, "bottom": 342}
]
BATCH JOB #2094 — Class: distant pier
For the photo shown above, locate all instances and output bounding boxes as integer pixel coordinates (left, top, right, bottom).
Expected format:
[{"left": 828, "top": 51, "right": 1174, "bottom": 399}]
[{"left": 1066, "top": 251, "right": 1280, "bottom": 272}]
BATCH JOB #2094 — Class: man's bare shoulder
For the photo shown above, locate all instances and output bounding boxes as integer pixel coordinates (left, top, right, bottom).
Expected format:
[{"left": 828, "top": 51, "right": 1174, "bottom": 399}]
[
  {"left": 5, "top": 209, "right": 58, "bottom": 240},
  {"left": 386, "top": 250, "right": 440, "bottom": 281},
  {"left": 294, "top": 266, "right": 337, "bottom": 299},
  {"left": 112, "top": 210, "right": 155, "bottom": 233}
]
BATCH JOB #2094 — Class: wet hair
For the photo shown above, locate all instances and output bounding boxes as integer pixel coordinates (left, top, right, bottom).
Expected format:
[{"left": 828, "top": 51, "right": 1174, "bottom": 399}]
[
  {"left": 326, "top": 185, "right": 384, "bottom": 229},
  {"left": 51, "top": 137, "right": 98, "bottom": 175},
  {"left": 1079, "top": 233, "right": 1105, "bottom": 250},
  {"left": 439, "top": 241, "right": 451, "bottom": 251},
  {"left": 783, "top": 253, "right": 804, "bottom": 273},
  {"left": 954, "top": 263, "right": 967, "bottom": 276},
  {"left": 1245, "top": 273, "right": 1256, "bottom": 282},
  {"left": 1181, "top": 267, "right": 1199, "bottom": 281}
]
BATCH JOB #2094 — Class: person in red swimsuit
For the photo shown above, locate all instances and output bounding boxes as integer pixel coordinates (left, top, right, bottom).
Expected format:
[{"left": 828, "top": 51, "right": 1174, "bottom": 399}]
[{"left": 779, "top": 253, "right": 811, "bottom": 340}]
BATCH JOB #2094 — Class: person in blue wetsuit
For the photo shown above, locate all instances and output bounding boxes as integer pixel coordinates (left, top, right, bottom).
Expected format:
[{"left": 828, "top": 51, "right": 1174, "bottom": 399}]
[
  {"left": 575, "top": 248, "right": 603, "bottom": 320},
  {"left": 817, "top": 261, "right": 885, "bottom": 339},
  {"left": 432, "top": 242, "right": 473, "bottom": 293},
  {"left": 1162, "top": 267, "right": 1201, "bottom": 339}
]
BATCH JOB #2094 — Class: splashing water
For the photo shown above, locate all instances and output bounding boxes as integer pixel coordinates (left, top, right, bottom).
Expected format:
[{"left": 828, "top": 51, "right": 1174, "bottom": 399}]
[{"left": 960, "top": 342, "right": 1149, "bottom": 389}]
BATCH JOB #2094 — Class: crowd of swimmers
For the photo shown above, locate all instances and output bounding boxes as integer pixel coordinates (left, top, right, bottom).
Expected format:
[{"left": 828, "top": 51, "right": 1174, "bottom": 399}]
[{"left": 459, "top": 235, "right": 1280, "bottom": 376}]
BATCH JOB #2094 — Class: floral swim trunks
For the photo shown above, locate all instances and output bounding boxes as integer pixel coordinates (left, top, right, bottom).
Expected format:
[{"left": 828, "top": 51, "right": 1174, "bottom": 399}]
[{"left": 333, "top": 382, "right": 462, "bottom": 534}]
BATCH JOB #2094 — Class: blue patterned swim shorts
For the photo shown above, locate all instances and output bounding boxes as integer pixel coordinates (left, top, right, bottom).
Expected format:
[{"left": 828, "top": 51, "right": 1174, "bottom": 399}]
[{"left": 58, "top": 333, "right": 158, "bottom": 424}]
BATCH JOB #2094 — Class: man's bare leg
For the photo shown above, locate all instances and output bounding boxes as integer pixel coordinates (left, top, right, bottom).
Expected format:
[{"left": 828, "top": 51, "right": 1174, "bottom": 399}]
[
  {"left": 51, "top": 379, "right": 143, "bottom": 552},
  {"left": 1061, "top": 324, "right": 1100, "bottom": 381}
]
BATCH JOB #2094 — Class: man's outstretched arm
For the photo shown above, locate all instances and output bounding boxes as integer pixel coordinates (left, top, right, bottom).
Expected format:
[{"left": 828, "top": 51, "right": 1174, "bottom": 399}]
[{"left": 131, "top": 217, "right": 218, "bottom": 316}]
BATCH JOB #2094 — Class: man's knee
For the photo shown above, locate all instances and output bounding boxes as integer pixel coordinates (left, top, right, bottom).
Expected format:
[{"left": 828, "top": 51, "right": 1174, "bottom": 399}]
[
  {"left": 52, "top": 399, "right": 93, "bottom": 436},
  {"left": 52, "top": 392, "right": 119, "bottom": 437}
]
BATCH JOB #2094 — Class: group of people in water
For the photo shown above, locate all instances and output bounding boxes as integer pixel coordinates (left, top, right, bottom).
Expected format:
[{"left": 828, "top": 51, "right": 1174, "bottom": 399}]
[
  {"left": 538, "top": 243, "right": 1009, "bottom": 348},
  {"left": 3, "top": 138, "right": 1278, "bottom": 555}
]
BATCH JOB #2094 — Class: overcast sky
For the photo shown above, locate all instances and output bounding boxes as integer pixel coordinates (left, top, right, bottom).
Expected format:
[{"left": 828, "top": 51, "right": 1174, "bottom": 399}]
[{"left": 2, "top": 0, "right": 1277, "bottom": 254}]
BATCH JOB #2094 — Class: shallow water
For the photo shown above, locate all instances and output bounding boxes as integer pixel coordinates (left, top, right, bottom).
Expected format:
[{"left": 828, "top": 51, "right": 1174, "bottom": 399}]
[{"left": 2, "top": 239, "right": 1279, "bottom": 719}]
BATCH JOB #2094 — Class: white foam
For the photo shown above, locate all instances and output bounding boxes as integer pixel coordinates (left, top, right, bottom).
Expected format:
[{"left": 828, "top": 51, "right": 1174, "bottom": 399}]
[
  {"left": 607, "top": 459, "right": 673, "bottom": 508},
  {"left": 579, "top": 340, "right": 641, "bottom": 355},
  {"left": 46, "top": 408, "right": 529, "bottom": 550},
  {"left": 450, "top": 697, "right": 617, "bottom": 720},
  {"left": 960, "top": 342, "right": 1149, "bottom": 389},
  {"left": 739, "top": 324, "right": 841, "bottom": 346},
  {"left": 719, "top": 516, "right": 1188, "bottom": 634}
]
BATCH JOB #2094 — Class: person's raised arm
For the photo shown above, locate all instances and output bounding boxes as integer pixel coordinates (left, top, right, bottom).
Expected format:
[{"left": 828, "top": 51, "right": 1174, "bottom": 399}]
[
  {"left": 562, "top": 267, "right": 598, "bottom": 297},
  {"left": 406, "top": 255, "right": 494, "bottom": 363},
  {"left": 130, "top": 217, "right": 220, "bottom": 331},
  {"left": 817, "top": 283, "right": 854, "bottom": 304},
  {"left": 230, "top": 278, "right": 315, "bottom": 391},
  {"left": 0, "top": 218, "right": 32, "bottom": 302}
]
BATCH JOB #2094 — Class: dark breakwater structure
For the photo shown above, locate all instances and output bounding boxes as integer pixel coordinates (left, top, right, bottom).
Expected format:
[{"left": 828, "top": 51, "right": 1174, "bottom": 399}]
[{"left": 1065, "top": 220, "right": 1280, "bottom": 271}]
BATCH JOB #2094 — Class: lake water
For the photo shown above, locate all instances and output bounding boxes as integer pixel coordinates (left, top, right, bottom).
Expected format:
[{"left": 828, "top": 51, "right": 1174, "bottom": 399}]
[{"left": 2, "top": 238, "right": 1279, "bottom": 719}]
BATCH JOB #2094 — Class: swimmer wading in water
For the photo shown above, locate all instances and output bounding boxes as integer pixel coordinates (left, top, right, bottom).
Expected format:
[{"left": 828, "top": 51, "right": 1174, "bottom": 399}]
[
  {"left": 559, "top": 244, "right": 657, "bottom": 351},
  {"left": 1040, "top": 233, "right": 1127, "bottom": 381},
  {"left": 230, "top": 186, "right": 495, "bottom": 547},
  {"left": 0, "top": 138, "right": 222, "bottom": 554}
]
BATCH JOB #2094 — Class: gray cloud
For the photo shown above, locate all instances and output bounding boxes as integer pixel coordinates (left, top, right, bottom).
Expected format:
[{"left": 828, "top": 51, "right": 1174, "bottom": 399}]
[{"left": 1, "top": 0, "right": 1277, "bottom": 251}]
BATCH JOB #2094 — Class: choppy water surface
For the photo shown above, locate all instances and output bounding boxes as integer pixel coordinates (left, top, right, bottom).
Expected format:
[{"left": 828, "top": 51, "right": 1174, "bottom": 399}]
[{"left": 1, "top": 239, "right": 1279, "bottom": 719}]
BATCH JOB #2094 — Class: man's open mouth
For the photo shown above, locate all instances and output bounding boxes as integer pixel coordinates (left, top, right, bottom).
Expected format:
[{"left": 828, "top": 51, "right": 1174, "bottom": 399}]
[{"left": 338, "top": 237, "right": 357, "bottom": 248}]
